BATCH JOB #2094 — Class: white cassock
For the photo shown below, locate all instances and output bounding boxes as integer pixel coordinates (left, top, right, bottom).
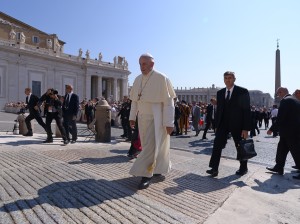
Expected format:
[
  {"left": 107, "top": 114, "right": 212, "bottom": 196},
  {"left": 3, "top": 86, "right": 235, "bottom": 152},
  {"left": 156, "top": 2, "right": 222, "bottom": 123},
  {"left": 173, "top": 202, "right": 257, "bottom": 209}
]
[{"left": 129, "top": 69, "right": 176, "bottom": 177}]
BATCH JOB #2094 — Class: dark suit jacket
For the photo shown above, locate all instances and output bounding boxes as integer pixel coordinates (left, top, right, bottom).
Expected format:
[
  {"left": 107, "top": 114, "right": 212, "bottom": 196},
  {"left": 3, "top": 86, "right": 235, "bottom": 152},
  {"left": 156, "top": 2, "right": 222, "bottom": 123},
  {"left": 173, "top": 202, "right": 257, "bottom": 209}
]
[
  {"left": 205, "top": 104, "right": 213, "bottom": 122},
  {"left": 62, "top": 93, "right": 79, "bottom": 117},
  {"left": 270, "top": 95, "right": 300, "bottom": 137},
  {"left": 215, "top": 85, "right": 251, "bottom": 133},
  {"left": 26, "top": 94, "right": 40, "bottom": 114}
]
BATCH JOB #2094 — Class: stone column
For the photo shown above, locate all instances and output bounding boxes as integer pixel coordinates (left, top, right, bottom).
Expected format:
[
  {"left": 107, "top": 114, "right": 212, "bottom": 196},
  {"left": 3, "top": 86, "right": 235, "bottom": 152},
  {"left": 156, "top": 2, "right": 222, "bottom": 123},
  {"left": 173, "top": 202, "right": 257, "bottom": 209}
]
[
  {"left": 122, "top": 77, "right": 128, "bottom": 97},
  {"left": 97, "top": 76, "right": 102, "bottom": 98},
  {"left": 85, "top": 75, "right": 91, "bottom": 100},
  {"left": 107, "top": 79, "right": 112, "bottom": 100},
  {"left": 113, "top": 78, "right": 118, "bottom": 101}
]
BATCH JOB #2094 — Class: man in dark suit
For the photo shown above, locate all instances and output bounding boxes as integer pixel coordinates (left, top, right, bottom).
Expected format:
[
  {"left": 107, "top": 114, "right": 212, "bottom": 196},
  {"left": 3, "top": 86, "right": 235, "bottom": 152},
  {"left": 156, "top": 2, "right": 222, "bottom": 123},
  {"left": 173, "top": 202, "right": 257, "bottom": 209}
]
[
  {"left": 23, "top": 88, "right": 47, "bottom": 136},
  {"left": 38, "top": 88, "right": 69, "bottom": 144},
  {"left": 266, "top": 87, "right": 300, "bottom": 178},
  {"left": 206, "top": 71, "right": 251, "bottom": 177},
  {"left": 62, "top": 84, "right": 79, "bottom": 143},
  {"left": 202, "top": 98, "right": 217, "bottom": 139},
  {"left": 191, "top": 101, "right": 201, "bottom": 136}
]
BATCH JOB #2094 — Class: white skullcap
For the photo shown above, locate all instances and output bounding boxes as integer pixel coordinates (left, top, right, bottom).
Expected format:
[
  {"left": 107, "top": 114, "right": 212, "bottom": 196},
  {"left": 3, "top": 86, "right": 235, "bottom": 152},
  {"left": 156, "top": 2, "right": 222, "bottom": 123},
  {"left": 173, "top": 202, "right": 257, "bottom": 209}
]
[{"left": 140, "top": 53, "right": 154, "bottom": 59}]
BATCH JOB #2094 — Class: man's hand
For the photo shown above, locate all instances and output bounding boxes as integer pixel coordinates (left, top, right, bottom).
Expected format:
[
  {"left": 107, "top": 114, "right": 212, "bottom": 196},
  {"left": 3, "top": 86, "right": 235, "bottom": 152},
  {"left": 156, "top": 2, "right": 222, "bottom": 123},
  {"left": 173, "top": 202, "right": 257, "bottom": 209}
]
[
  {"left": 267, "top": 130, "right": 272, "bottom": 135},
  {"left": 241, "top": 130, "right": 248, "bottom": 139},
  {"left": 130, "top": 120, "right": 135, "bottom": 129},
  {"left": 166, "top": 127, "right": 174, "bottom": 135}
]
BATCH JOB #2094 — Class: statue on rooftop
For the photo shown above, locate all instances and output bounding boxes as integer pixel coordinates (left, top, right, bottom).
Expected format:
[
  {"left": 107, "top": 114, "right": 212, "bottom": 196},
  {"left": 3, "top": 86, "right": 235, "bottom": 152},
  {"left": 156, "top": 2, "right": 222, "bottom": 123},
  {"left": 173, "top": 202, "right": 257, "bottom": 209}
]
[
  {"left": 9, "top": 28, "right": 16, "bottom": 40},
  {"left": 78, "top": 48, "right": 83, "bottom": 57},
  {"left": 20, "top": 32, "right": 26, "bottom": 43},
  {"left": 86, "top": 50, "right": 90, "bottom": 59}
]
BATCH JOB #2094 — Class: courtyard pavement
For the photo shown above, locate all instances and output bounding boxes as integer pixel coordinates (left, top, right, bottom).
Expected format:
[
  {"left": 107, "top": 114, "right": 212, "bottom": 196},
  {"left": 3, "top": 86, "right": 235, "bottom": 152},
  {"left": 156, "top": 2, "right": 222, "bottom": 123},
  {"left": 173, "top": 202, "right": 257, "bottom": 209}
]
[{"left": 0, "top": 111, "right": 299, "bottom": 224}]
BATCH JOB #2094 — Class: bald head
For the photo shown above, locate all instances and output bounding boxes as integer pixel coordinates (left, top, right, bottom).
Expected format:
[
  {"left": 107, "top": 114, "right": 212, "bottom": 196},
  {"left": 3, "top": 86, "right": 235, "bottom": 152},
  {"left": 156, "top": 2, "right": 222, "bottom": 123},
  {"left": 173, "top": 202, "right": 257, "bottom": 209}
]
[
  {"left": 65, "top": 84, "right": 73, "bottom": 94},
  {"left": 276, "top": 87, "right": 289, "bottom": 99}
]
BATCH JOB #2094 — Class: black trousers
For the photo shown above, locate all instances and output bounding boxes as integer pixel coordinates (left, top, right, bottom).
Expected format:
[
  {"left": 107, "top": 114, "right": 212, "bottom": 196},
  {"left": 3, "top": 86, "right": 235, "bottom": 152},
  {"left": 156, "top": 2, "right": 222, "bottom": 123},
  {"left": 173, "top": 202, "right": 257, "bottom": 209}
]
[
  {"left": 274, "top": 135, "right": 300, "bottom": 169},
  {"left": 202, "top": 119, "right": 215, "bottom": 138},
  {"left": 209, "top": 127, "right": 247, "bottom": 171},
  {"left": 46, "top": 112, "right": 67, "bottom": 140},
  {"left": 25, "top": 111, "right": 46, "bottom": 132},
  {"left": 63, "top": 115, "right": 77, "bottom": 141}
]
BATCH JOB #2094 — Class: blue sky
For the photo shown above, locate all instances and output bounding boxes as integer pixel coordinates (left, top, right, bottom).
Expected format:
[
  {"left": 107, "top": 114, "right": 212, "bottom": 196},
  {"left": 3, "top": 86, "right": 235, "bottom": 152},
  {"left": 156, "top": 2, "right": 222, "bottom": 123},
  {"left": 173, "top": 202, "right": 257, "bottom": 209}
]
[{"left": 2, "top": 0, "right": 300, "bottom": 96}]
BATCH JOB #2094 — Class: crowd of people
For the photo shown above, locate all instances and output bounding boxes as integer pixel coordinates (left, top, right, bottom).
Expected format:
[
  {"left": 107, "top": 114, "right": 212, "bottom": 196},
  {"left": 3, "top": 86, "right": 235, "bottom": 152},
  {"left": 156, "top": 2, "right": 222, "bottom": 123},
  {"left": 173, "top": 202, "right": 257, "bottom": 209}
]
[{"left": 4, "top": 53, "right": 300, "bottom": 189}]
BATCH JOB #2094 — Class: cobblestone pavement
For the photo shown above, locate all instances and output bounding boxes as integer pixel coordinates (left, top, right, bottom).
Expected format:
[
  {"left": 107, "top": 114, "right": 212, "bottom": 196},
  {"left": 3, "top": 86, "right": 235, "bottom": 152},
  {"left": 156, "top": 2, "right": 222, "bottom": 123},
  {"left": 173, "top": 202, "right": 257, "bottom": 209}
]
[
  {"left": 0, "top": 111, "right": 293, "bottom": 168},
  {"left": 0, "top": 111, "right": 298, "bottom": 223}
]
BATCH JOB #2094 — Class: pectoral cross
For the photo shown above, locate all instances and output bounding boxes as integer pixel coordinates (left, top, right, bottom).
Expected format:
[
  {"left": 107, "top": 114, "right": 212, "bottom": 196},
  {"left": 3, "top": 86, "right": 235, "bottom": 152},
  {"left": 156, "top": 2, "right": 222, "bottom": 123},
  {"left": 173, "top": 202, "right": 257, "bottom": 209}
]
[{"left": 138, "top": 93, "right": 142, "bottom": 100}]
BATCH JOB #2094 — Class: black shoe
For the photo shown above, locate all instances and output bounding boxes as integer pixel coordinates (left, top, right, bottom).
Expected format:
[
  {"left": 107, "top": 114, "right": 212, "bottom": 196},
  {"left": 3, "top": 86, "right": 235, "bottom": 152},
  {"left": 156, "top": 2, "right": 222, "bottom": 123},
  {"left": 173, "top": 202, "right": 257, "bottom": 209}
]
[
  {"left": 266, "top": 167, "right": 284, "bottom": 175},
  {"left": 202, "top": 136, "right": 207, "bottom": 140},
  {"left": 71, "top": 140, "right": 76, "bottom": 144},
  {"left": 43, "top": 139, "right": 53, "bottom": 143},
  {"left": 63, "top": 140, "right": 69, "bottom": 145},
  {"left": 138, "top": 177, "right": 151, "bottom": 190},
  {"left": 292, "top": 165, "right": 299, "bottom": 170},
  {"left": 23, "top": 132, "right": 33, "bottom": 136},
  {"left": 153, "top": 174, "right": 163, "bottom": 177},
  {"left": 292, "top": 174, "right": 300, "bottom": 180},
  {"left": 206, "top": 168, "right": 218, "bottom": 177},
  {"left": 120, "top": 134, "right": 126, "bottom": 138},
  {"left": 235, "top": 169, "right": 248, "bottom": 176}
]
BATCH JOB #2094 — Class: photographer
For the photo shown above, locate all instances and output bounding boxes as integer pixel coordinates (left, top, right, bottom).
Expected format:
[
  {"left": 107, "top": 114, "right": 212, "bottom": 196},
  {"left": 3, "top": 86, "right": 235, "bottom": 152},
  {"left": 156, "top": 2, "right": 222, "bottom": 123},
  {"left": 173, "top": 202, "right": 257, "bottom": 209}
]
[
  {"left": 38, "top": 88, "right": 69, "bottom": 144},
  {"left": 23, "top": 88, "right": 47, "bottom": 136}
]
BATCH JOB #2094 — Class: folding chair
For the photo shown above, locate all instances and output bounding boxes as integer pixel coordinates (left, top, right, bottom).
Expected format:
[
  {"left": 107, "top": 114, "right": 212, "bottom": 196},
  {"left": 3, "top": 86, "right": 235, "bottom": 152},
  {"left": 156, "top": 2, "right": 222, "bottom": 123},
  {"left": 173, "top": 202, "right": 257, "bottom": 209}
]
[{"left": 84, "top": 118, "right": 97, "bottom": 141}]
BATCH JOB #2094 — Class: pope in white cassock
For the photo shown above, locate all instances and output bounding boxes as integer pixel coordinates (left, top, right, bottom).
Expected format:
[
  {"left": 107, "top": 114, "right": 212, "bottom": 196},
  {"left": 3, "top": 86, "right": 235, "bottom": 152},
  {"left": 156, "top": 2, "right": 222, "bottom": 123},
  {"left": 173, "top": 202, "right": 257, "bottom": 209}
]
[{"left": 129, "top": 53, "right": 176, "bottom": 190}]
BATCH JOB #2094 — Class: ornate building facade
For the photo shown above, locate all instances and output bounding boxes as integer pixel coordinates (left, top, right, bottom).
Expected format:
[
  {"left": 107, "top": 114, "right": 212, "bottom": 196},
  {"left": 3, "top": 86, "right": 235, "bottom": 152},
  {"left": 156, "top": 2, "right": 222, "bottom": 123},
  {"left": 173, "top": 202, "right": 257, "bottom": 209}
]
[
  {"left": 175, "top": 84, "right": 273, "bottom": 107},
  {"left": 175, "top": 84, "right": 219, "bottom": 103},
  {"left": 0, "top": 12, "right": 130, "bottom": 109}
]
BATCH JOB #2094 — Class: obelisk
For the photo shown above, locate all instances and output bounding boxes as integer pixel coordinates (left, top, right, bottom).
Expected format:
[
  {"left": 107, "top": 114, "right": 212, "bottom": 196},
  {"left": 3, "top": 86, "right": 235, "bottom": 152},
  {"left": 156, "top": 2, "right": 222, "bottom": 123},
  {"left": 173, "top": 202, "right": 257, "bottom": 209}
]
[{"left": 274, "top": 39, "right": 281, "bottom": 105}]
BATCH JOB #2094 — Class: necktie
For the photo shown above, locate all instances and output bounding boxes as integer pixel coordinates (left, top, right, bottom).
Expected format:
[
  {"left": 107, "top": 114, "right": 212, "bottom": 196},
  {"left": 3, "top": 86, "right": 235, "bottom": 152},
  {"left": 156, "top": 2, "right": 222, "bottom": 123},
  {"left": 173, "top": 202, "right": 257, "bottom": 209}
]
[
  {"left": 226, "top": 90, "right": 230, "bottom": 102},
  {"left": 65, "top": 94, "right": 69, "bottom": 107}
]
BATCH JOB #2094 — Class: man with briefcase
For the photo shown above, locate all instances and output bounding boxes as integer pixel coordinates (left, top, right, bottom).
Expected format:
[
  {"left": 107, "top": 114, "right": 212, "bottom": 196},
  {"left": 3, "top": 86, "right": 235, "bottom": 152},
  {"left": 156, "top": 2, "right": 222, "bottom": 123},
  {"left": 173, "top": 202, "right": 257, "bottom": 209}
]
[{"left": 206, "top": 71, "right": 251, "bottom": 177}]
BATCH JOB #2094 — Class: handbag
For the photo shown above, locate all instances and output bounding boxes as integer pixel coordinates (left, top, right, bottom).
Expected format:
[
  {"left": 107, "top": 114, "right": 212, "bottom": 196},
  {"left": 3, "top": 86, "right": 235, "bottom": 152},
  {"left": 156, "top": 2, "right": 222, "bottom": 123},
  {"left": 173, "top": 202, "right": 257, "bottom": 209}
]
[{"left": 237, "top": 139, "right": 257, "bottom": 161}]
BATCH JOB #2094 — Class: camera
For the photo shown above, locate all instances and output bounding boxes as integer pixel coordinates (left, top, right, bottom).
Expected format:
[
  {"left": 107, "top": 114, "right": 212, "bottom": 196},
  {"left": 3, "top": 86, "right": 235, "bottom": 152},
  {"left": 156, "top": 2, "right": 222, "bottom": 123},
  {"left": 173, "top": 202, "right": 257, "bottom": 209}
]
[
  {"left": 17, "top": 108, "right": 26, "bottom": 114},
  {"left": 50, "top": 88, "right": 58, "bottom": 95}
]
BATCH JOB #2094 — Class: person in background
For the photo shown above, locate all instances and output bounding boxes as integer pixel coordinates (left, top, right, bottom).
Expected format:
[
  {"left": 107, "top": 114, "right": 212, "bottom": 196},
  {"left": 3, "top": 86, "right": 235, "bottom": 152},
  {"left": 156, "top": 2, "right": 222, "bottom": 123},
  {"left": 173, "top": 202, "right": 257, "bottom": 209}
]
[
  {"left": 84, "top": 100, "right": 94, "bottom": 125},
  {"left": 191, "top": 101, "right": 201, "bottom": 137},
  {"left": 202, "top": 98, "right": 217, "bottom": 139},
  {"left": 23, "top": 88, "right": 47, "bottom": 136},
  {"left": 179, "top": 100, "right": 190, "bottom": 135},
  {"left": 118, "top": 96, "right": 131, "bottom": 140},
  {"left": 39, "top": 88, "right": 69, "bottom": 144},
  {"left": 293, "top": 89, "right": 300, "bottom": 101},
  {"left": 62, "top": 84, "right": 79, "bottom": 144},
  {"left": 270, "top": 105, "right": 279, "bottom": 137},
  {"left": 266, "top": 87, "right": 300, "bottom": 178}
]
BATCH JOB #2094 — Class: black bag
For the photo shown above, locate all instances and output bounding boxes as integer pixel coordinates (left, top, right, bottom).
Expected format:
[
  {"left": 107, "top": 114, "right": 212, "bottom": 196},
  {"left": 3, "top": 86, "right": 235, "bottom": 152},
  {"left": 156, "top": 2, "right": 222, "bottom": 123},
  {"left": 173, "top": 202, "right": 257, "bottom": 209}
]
[{"left": 237, "top": 139, "right": 257, "bottom": 161}]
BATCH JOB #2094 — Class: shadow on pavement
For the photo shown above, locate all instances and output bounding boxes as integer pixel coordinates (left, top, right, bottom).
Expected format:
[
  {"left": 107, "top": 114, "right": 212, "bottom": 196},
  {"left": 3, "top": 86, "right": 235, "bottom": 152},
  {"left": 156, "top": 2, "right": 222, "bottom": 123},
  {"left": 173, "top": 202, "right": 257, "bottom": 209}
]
[
  {"left": 188, "top": 139, "right": 213, "bottom": 148},
  {"left": 1, "top": 139, "right": 44, "bottom": 146},
  {"left": 0, "top": 177, "right": 138, "bottom": 212},
  {"left": 110, "top": 149, "right": 128, "bottom": 154},
  {"left": 251, "top": 174, "right": 300, "bottom": 194},
  {"left": 164, "top": 173, "right": 246, "bottom": 195},
  {"left": 69, "top": 155, "right": 129, "bottom": 165}
]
